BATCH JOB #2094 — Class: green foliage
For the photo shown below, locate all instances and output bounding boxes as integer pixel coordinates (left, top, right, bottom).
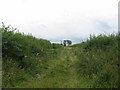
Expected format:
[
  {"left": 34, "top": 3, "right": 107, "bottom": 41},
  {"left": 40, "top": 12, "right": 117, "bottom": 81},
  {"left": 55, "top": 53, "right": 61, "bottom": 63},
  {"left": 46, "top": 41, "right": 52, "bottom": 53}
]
[
  {"left": 83, "top": 34, "right": 117, "bottom": 51},
  {"left": 2, "top": 24, "right": 52, "bottom": 59},
  {"left": 75, "top": 34, "right": 119, "bottom": 88},
  {"left": 92, "top": 65, "right": 119, "bottom": 88},
  {"left": 1, "top": 23, "right": 119, "bottom": 88},
  {"left": 51, "top": 43, "right": 63, "bottom": 58},
  {"left": 1, "top": 24, "right": 62, "bottom": 87},
  {"left": 52, "top": 43, "right": 62, "bottom": 49}
]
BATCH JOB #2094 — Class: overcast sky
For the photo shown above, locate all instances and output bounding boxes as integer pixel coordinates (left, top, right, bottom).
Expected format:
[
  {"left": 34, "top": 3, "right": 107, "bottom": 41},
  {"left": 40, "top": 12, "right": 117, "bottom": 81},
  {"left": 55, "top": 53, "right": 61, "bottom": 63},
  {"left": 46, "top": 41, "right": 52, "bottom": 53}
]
[{"left": 0, "top": 0, "right": 118, "bottom": 44}]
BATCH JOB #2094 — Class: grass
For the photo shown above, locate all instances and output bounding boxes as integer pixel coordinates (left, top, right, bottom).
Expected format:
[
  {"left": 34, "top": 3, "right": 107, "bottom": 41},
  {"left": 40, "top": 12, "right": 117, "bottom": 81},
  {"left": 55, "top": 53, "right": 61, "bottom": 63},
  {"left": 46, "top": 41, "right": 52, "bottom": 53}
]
[
  {"left": 73, "top": 34, "right": 119, "bottom": 88},
  {"left": 13, "top": 47, "right": 80, "bottom": 88},
  {"left": 1, "top": 24, "right": 119, "bottom": 88}
]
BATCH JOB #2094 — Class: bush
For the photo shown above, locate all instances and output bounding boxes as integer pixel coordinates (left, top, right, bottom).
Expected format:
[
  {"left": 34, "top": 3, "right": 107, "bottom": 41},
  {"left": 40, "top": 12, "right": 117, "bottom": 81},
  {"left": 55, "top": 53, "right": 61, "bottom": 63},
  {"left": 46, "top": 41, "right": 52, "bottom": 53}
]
[
  {"left": 1, "top": 24, "right": 58, "bottom": 87},
  {"left": 75, "top": 34, "right": 119, "bottom": 88}
]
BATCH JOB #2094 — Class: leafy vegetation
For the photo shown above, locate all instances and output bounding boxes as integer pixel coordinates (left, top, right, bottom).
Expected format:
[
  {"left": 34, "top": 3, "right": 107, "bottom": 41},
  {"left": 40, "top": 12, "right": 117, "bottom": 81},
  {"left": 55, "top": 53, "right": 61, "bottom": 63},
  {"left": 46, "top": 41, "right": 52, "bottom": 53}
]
[
  {"left": 1, "top": 24, "right": 119, "bottom": 88},
  {"left": 73, "top": 34, "right": 119, "bottom": 88},
  {"left": 1, "top": 24, "right": 63, "bottom": 87}
]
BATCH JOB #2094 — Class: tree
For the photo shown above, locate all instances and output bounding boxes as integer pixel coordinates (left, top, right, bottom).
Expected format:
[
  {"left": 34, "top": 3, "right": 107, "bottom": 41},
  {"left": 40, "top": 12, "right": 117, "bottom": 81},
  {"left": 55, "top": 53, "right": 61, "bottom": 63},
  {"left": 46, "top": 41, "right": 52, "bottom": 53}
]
[
  {"left": 63, "top": 40, "right": 67, "bottom": 46},
  {"left": 62, "top": 40, "right": 72, "bottom": 46},
  {"left": 66, "top": 40, "right": 72, "bottom": 46}
]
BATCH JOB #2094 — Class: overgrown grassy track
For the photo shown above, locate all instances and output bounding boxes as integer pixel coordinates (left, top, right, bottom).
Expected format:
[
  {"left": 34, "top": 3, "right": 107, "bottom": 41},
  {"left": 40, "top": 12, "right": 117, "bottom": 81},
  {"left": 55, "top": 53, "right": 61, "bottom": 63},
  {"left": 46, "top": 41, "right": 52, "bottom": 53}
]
[
  {"left": 14, "top": 47, "right": 84, "bottom": 88},
  {"left": 2, "top": 25, "right": 119, "bottom": 88}
]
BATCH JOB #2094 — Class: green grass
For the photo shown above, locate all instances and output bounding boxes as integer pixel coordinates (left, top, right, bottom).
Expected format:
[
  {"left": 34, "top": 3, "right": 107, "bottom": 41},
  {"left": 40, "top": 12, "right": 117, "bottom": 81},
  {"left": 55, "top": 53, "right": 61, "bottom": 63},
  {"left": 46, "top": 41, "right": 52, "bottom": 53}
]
[
  {"left": 13, "top": 47, "right": 85, "bottom": 88},
  {"left": 73, "top": 34, "right": 119, "bottom": 88},
  {"left": 1, "top": 24, "right": 119, "bottom": 88}
]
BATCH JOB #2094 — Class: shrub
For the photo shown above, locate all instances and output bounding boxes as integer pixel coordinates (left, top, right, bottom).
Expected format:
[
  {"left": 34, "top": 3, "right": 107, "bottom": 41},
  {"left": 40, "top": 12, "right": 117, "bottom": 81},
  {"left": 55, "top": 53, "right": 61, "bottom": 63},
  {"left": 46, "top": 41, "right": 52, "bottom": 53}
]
[
  {"left": 75, "top": 34, "right": 119, "bottom": 88},
  {"left": 1, "top": 24, "right": 57, "bottom": 87}
]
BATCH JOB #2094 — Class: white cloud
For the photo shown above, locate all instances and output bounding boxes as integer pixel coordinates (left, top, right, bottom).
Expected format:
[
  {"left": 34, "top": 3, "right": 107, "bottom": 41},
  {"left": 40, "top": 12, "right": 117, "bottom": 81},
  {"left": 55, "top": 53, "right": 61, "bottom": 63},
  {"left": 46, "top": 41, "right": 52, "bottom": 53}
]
[{"left": 0, "top": 0, "right": 118, "bottom": 43}]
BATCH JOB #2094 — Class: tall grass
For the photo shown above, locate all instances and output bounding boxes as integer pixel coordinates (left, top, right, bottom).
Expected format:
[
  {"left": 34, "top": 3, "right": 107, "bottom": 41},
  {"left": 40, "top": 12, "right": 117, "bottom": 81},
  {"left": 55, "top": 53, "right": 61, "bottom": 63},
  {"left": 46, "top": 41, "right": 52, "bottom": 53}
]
[
  {"left": 1, "top": 24, "right": 63, "bottom": 87},
  {"left": 73, "top": 34, "right": 119, "bottom": 88},
  {"left": 1, "top": 24, "right": 119, "bottom": 88}
]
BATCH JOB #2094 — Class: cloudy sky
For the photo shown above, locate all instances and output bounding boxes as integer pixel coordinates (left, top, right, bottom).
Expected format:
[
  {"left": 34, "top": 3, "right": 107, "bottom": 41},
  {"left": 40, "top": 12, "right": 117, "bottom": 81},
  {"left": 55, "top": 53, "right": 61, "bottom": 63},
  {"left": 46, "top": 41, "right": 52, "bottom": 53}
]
[{"left": 0, "top": 0, "right": 118, "bottom": 44}]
